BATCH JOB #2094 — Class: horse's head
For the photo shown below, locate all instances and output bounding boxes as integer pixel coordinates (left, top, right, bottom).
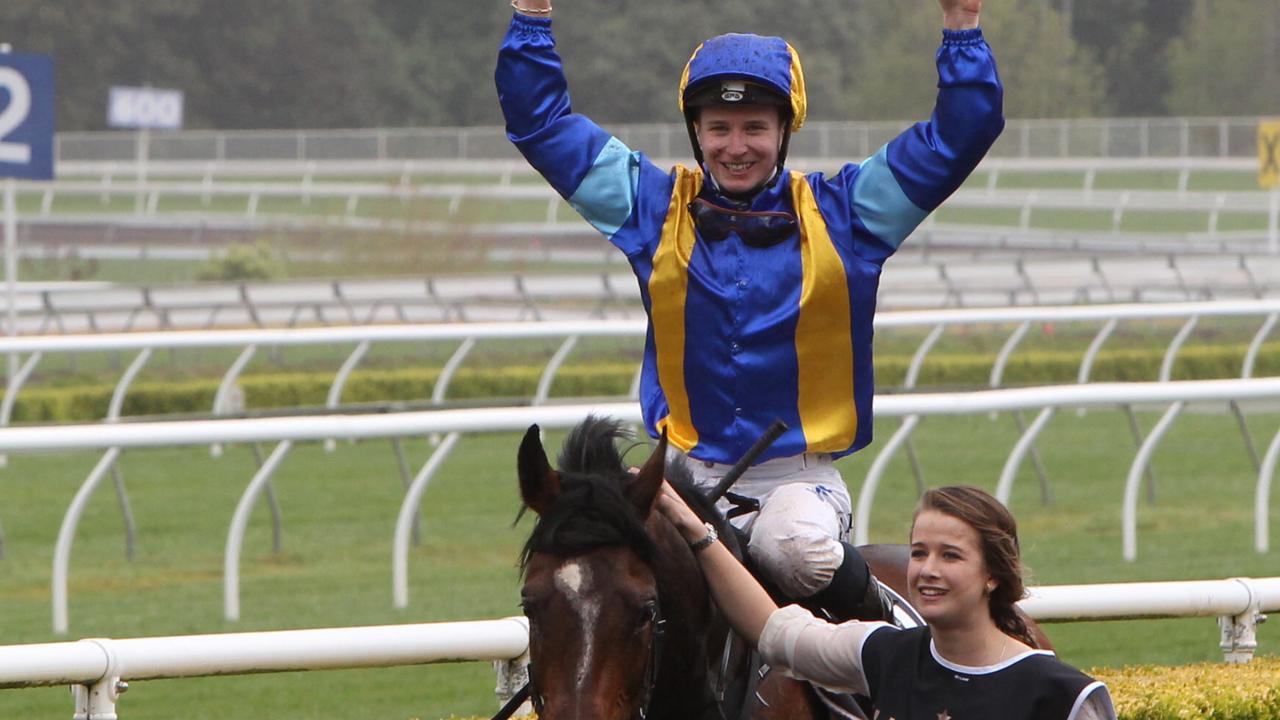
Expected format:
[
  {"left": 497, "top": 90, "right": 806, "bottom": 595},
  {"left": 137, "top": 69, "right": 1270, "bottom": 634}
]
[{"left": 517, "top": 417, "right": 716, "bottom": 720}]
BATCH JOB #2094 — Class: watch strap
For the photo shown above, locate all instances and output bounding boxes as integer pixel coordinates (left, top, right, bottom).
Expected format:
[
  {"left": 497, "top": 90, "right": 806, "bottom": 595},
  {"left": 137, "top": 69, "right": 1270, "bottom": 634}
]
[{"left": 689, "top": 521, "right": 718, "bottom": 553}]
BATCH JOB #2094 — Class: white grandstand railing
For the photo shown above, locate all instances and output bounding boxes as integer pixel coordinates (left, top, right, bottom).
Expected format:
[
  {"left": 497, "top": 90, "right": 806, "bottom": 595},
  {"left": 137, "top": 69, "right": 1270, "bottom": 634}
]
[
  {"left": 7, "top": 272, "right": 647, "bottom": 336},
  {"left": 50, "top": 155, "right": 1258, "bottom": 182},
  {"left": 0, "top": 378, "right": 1278, "bottom": 633},
  {"left": 0, "top": 575, "right": 1277, "bottom": 719},
  {"left": 20, "top": 161, "right": 1280, "bottom": 254},
  {"left": 20, "top": 175, "right": 1277, "bottom": 228},
  {"left": 8, "top": 255, "right": 1280, "bottom": 337},
  {"left": 53, "top": 116, "right": 1272, "bottom": 163}
]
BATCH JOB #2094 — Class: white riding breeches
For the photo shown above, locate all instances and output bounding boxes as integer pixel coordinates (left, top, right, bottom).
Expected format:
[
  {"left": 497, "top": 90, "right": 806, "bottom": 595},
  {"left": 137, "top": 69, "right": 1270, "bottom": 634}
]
[{"left": 675, "top": 451, "right": 852, "bottom": 599}]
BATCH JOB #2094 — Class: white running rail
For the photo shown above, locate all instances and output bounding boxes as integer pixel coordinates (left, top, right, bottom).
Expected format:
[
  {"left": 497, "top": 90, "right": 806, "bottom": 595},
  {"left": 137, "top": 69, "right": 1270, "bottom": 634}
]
[{"left": 0, "top": 616, "right": 531, "bottom": 718}]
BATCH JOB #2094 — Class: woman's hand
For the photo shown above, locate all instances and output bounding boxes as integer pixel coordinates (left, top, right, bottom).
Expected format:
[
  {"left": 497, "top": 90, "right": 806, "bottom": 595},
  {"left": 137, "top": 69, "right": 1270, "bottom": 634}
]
[
  {"left": 655, "top": 479, "right": 778, "bottom": 645},
  {"left": 655, "top": 481, "right": 707, "bottom": 544},
  {"left": 939, "top": 0, "right": 980, "bottom": 30}
]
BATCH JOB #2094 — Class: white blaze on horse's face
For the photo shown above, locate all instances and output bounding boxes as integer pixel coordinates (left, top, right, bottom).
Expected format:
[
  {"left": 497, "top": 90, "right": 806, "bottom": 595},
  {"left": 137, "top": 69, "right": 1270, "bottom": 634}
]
[
  {"left": 555, "top": 559, "right": 602, "bottom": 686},
  {"left": 556, "top": 560, "right": 586, "bottom": 595}
]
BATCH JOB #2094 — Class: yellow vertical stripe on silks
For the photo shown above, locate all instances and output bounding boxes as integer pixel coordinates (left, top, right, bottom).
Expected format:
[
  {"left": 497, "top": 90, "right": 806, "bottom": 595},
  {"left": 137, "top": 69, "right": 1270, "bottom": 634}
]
[
  {"left": 790, "top": 171, "right": 856, "bottom": 452},
  {"left": 649, "top": 166, "right": 703, "bottom": 453}
]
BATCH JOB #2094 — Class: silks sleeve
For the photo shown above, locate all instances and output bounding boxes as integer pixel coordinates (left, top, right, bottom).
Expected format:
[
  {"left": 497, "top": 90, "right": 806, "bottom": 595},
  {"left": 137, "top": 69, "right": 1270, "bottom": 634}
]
[
  {"left": 495, "top": 13, "right": 651, "bottom": 246},
  {"left": 845, "top": 27, "right": 1005, "bottom": 260}
]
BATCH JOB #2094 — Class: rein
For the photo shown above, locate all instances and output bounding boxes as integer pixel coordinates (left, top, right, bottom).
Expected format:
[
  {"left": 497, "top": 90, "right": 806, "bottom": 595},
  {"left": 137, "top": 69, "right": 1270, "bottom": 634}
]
[
  {"left": 637, "top": 598, "right": 666, "bottom": 719},
  {"left": 491, "top": 684, "right": 530, "bottom": 720}
]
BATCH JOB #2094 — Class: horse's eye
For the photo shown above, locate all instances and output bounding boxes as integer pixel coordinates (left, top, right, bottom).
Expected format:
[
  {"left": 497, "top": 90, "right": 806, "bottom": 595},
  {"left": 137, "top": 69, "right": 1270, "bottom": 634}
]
[{"left": 635, "top": 600, "right": 658, "bottom": 628}]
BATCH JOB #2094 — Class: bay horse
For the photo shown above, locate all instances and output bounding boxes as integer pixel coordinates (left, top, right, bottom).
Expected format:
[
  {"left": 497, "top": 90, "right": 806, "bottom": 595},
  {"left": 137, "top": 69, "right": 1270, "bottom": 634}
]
[{"left": 516, "top": 416, "right": 1049, "bottom": 719}]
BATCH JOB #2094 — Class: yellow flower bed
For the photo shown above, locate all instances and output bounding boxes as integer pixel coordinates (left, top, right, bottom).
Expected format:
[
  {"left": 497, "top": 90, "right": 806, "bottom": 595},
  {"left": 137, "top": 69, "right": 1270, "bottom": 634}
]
[{"left": 1094, "top": 656, "right": 1280, "bottom": 719}]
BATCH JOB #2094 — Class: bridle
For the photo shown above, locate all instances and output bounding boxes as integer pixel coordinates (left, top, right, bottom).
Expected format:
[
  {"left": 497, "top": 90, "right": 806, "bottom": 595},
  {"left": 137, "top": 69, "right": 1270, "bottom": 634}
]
[
  {"left": 494, "top": 588, "right": 668, "bottom": 720},
  {"left": 636, "top": 596, "right": 667, "bottom": 719},
  {"left": 497, "top": 421, "right": 787, "bottom": 720}
]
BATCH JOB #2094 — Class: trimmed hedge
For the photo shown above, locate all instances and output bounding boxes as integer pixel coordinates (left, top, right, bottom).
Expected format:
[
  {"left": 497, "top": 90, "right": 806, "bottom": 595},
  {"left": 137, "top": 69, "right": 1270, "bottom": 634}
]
[
  {"left": 7, "top": 364, "right": 642, "bottom": 423},
  {"left": 9, "top": 341, "right": 1280, "bottom": 423},
  {"left": 1094, "top": 656, "right": 1280, "bottom": 719},
  {"left": 874, "top": 341, "right": 1280, "bottom": 388}
]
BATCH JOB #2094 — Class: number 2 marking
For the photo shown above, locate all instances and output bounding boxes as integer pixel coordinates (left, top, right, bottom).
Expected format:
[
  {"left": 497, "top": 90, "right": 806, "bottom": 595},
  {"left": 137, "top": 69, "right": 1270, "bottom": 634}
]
[{"left": 0, "top": 67, "right": 33, "bottom": 165}]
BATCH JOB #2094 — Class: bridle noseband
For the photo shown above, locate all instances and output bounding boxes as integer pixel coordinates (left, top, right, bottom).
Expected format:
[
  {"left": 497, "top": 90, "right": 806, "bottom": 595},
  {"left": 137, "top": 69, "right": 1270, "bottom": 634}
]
[{"left": 494, "top": 596, "right": 667, "bottom": 720}]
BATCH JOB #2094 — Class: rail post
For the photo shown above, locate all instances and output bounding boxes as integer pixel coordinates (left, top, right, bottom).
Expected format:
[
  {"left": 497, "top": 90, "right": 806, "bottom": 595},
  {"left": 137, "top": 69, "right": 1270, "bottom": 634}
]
[{"left": 1219, "top": 578, "right": 1265, "bottom": 663}]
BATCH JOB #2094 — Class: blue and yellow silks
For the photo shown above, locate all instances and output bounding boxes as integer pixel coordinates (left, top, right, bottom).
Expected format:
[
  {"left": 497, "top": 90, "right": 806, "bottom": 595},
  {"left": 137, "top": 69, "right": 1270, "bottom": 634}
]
[
  {"left": 497, "top": 14, "right": 1004, "bottom": 465},
  {"left": 649, "top": 168, "right": 856, "bottom": 457}
]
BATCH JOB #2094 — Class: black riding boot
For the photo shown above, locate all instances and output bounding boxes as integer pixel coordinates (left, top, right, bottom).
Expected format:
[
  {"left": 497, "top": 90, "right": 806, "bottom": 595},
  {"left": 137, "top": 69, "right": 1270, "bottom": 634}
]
[{"left": 798, "top": 542, "right": 894, "bottom": 623}]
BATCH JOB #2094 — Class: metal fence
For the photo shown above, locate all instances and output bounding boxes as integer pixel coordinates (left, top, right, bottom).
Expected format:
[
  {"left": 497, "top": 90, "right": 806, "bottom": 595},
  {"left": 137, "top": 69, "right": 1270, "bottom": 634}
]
[{"left": 55, "top": 116, "right": 1274, "bottom": 164}]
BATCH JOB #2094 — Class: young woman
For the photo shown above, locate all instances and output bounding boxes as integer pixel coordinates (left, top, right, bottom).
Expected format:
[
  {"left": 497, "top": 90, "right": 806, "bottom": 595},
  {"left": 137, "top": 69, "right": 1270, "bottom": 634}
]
[{"left": 656, "top": 483, "right": 1116, "bottom": 719}]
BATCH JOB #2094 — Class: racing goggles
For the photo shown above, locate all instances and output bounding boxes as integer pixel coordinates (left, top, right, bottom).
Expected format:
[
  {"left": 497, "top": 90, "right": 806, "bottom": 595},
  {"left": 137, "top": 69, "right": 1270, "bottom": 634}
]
[{"left": 688, "top": 198, "right": 797, "bottom": 248}]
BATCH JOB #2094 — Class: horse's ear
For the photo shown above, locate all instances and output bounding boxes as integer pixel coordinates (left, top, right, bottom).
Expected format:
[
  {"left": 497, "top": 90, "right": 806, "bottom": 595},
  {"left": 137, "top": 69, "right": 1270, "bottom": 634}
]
[
  {"left": 518, "top": 424, "right": 561, "bottom": 515},
  {"left": 627, "top": 428, "right": 668, "bottom": 518}
]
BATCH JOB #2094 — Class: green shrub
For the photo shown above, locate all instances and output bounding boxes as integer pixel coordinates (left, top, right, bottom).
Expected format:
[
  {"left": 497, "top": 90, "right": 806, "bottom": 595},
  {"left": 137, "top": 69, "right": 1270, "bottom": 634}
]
[{"left": 196, "top": 241, "right": 285, "bottom": 282}]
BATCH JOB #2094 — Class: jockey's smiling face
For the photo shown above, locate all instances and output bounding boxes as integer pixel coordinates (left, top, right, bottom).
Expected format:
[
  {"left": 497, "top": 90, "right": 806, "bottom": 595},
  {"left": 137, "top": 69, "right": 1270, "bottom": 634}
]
[{"left": 694, "top": 104, "right": 784, "bottom": 195}]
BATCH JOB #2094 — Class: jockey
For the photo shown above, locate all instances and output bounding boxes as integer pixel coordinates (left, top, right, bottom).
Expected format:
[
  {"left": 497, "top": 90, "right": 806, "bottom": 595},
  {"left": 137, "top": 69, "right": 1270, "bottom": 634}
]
[{"left": 497, "top": 0, "right": 1004, "bottom": 621}]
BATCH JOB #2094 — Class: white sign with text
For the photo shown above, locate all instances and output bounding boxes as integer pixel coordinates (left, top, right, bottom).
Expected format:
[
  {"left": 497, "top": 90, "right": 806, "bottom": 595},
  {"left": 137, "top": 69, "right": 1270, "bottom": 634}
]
[{"left": 109, "top": 86, "right": 184, "bottom": 130}]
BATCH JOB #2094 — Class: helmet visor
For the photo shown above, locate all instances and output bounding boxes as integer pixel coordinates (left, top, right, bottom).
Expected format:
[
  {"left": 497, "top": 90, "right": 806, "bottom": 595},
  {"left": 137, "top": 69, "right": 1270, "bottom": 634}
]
[{"left": 684, "top": 79, "right": 790, "bottom": 111}]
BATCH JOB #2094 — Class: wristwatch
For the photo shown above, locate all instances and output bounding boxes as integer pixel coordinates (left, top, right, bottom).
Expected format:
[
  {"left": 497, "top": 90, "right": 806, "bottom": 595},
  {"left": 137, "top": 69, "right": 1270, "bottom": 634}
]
[{"left": 689, "top": 521, "right": 718, "bottom": 553}]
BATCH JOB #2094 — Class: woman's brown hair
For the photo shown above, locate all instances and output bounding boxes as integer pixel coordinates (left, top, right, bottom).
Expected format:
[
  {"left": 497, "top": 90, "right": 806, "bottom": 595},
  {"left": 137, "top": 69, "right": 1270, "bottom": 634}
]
[{"left": 914, "top": 485, "right": 1037, "bottom": 647}]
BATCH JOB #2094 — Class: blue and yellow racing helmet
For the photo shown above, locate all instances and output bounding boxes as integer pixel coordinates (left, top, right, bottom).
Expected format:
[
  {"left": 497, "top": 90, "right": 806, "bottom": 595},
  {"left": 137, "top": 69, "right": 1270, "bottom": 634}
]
[
  {"left": 679, "top": 33, "right": 807, "bottom": 131},
  {"left": 678, "top": 33, "right": 807, "bottom": 169}
]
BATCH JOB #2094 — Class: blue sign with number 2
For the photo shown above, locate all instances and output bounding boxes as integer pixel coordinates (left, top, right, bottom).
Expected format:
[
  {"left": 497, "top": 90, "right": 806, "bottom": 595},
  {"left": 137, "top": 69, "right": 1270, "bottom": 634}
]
[{"left": 0, "top": 53, "right": 54, "bottom": 180}]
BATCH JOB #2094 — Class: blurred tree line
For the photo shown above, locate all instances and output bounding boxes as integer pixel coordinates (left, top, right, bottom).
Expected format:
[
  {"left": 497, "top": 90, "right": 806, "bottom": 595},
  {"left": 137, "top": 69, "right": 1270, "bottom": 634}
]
[{"left": 1, "top": 0, "right": 1276, "bottom": 131}]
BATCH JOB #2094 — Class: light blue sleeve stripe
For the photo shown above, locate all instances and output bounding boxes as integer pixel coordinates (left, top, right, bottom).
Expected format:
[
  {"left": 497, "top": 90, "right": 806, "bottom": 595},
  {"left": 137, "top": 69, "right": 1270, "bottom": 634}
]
[
  {"left": 849, "top": 145, "right": 928, "bottom": 250},
  {"left": 567, "top": 136, "right": 640, "bottom": 239}
]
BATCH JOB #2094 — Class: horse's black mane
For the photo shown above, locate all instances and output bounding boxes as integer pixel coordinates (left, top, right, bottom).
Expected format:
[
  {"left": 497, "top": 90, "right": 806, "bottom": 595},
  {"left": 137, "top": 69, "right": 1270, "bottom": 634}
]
[{"left": 519, "top": 415, "right": 734, "bottom": 574}]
